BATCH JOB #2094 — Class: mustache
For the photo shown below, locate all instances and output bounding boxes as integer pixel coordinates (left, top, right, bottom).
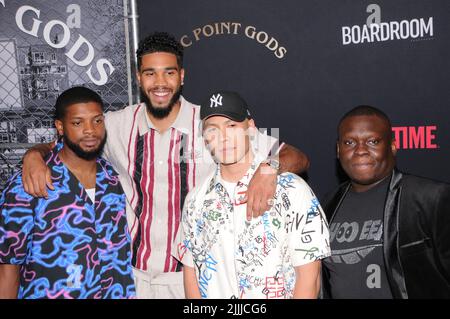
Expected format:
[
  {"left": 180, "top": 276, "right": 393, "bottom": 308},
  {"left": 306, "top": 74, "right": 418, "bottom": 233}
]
[
  {"left": 140, "top": 85, "right": 183, "bottom": 119},
  {"left": 150, "top": 86, "right": 172, "bottom": 92},
  {"left": 62, "top": 132, "right": 107, "bottom": 161}
]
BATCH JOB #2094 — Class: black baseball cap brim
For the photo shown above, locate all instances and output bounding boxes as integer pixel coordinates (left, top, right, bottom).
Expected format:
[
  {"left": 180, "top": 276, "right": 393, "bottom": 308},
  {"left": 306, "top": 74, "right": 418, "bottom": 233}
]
[{"left": 202, "top": 112, "right": 248, "bottom": 122}]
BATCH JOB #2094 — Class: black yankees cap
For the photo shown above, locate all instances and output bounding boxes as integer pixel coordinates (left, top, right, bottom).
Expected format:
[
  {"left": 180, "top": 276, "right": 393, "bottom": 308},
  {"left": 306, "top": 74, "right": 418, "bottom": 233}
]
[{"left": 200, "top": 91, "right": 252, "bottom": 122}]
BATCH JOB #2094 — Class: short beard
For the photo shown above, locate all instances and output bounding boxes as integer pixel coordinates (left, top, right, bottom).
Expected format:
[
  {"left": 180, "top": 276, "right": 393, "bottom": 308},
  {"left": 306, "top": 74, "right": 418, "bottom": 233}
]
[
  {"left": 63, "top": 132, "right": 107, "bottom": 161},
  {"left": 141, "top": 86, "right": 183, "bottom": 119}
]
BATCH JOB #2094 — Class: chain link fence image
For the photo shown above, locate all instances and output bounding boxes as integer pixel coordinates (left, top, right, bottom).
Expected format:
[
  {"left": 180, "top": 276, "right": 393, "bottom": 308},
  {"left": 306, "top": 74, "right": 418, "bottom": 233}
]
[{"left": 0, "top": 0, "right": 136, "bottom": 191}]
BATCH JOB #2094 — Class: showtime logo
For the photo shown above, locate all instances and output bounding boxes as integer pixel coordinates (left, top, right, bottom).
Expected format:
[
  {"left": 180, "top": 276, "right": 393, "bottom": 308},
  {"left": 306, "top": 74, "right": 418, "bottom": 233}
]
[{"left": 392, "top": 126, "right": 438, "bottom": 150}]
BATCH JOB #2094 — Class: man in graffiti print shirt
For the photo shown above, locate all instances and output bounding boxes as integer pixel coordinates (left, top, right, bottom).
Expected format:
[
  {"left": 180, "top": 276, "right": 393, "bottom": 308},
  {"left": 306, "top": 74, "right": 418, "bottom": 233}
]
[
  {"left": 0, "top": 87, "right": 135, "bottom": 299},
  {"left": 173, "top": 91, "right": 330, "bottom": 299}
]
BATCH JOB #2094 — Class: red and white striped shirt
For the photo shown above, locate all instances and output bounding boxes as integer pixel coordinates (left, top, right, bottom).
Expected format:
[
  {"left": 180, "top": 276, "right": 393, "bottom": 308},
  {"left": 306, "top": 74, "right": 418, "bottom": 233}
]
[{"left": 103, "top": 96, "right": 277, "bottom": 276}]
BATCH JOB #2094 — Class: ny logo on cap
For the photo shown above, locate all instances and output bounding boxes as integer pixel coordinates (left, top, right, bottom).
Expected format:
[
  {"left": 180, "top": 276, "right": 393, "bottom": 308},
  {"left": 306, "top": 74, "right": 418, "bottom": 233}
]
[{"left": 210, "top": 94, "right": 223, "bottom": 108}]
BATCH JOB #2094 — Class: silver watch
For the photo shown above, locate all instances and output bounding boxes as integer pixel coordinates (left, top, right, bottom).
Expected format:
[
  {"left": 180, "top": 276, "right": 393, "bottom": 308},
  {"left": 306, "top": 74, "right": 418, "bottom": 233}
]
[{"left": 262, "top": 158, "right": 280, "bottom": 171}]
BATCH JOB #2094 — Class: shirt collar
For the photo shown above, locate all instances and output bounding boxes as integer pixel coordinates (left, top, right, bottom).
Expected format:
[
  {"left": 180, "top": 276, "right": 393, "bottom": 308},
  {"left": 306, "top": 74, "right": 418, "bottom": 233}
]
[
  {"left": 138, "top": 95, "right": 194, "bottom": 136},
  {"left": 208, "top": 153, "right": 264, "bottom": 196},
  {"left": 47, "top": 146, "right": 118, "bottom": 184}
]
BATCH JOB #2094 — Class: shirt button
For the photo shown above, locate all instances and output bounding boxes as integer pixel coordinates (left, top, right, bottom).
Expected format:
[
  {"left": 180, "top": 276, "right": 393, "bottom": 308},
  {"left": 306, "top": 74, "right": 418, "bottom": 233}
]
[{"left": 159, "top": 160, "right": 163, "bottom": 165}]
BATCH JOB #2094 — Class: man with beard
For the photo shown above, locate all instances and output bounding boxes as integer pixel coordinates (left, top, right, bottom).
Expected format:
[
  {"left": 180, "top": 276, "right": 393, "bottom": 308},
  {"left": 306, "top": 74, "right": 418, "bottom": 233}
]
[
  {"left": 20, "top": 32, "right": 309, "bottom": 298},
  {"left": 0, "top": 87, "right": 135, "bottom": 298}
]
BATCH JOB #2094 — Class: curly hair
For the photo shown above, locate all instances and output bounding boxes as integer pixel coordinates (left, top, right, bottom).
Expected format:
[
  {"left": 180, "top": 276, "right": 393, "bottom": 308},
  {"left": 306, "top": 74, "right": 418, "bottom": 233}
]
[
  {"left": 55, "top": 86, "right": 103, "bottom": 120},
  {"left": 136, "top": 32, "right": 184, "bottom": 70}
]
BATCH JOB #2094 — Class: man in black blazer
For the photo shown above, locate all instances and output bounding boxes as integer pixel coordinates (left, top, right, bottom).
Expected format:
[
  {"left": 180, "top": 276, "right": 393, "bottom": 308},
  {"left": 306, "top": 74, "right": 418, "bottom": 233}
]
[{"left": 322, "top": 105, "right": 450, "bottom": 299}]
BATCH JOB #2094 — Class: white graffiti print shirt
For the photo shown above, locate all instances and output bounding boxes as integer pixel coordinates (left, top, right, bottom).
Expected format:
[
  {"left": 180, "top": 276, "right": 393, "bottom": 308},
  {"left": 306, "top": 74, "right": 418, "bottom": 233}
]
[{"left": 174, "top": 159, "right": 331, "bottom": 299}]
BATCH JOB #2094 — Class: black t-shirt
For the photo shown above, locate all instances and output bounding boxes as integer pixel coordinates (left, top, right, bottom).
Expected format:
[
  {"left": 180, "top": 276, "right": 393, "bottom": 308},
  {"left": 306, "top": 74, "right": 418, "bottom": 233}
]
[{"left": 323, "top": 176, "right": 393, "bottom": 299}]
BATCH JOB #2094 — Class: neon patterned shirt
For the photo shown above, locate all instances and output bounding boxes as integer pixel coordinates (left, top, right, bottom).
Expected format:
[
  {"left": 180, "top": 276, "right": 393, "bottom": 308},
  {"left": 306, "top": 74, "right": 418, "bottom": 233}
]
[{"left": 0, "top": 149, "right": 136, "bottom": 299}]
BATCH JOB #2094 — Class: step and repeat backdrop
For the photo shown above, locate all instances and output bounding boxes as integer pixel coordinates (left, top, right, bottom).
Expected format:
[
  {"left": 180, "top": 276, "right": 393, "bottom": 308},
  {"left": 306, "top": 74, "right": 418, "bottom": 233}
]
[
  {"left": 138, "top": 0, "right": 450, "bottom": 199},
  {"left": 0, "top": 0, "right": 449, "bottom": 199}
]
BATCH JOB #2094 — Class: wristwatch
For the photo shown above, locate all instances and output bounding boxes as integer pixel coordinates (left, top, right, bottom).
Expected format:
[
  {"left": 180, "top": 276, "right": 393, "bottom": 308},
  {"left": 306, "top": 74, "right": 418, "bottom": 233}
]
[{"left": 262, "top": 158, "right": 280, "bottom": 171}]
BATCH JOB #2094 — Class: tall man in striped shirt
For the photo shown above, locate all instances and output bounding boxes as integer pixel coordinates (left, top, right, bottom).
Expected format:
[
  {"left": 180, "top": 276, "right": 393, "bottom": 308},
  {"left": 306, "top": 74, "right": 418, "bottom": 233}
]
[{"left": 20, "top": 32, "right": 309, "bottom": 298}]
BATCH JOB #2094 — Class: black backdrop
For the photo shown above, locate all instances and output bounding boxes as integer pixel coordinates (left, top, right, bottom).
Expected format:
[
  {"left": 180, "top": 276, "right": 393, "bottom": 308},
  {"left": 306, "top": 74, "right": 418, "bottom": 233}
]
[{"left": 138, "top": 0, "right": 450, "bottom": 199}]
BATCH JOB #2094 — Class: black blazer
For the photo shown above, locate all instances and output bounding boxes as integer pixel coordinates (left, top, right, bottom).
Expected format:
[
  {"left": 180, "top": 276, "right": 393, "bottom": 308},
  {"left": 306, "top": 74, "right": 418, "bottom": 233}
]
[{"left": 322, "top": 169, "right": 450, "bottom": 298}]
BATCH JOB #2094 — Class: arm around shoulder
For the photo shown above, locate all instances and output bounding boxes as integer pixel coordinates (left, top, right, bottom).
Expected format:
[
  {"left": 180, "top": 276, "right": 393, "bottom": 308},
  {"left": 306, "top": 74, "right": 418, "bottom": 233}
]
[
  {"left": 22, "top": 141, "right": 55, "bottom": 197},
  {"left": 278, "top": 143, "right": 310, "bottom": 175}
]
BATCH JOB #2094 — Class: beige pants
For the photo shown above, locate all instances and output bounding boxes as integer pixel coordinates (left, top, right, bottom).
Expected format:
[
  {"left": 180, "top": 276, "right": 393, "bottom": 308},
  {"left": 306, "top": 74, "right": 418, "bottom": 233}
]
[{"left": 133, "top": 268, "right": 185, "bottom": 299}]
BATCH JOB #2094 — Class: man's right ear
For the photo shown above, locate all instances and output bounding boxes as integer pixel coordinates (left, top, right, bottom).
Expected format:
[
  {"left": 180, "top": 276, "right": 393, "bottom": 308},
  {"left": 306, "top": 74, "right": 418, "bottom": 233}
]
[
  {"left": 55, "top": 120, "right": 64, "bottom": 137},
  {"left": 336, "top": 142, "right": 340, "bottom": 159}
]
